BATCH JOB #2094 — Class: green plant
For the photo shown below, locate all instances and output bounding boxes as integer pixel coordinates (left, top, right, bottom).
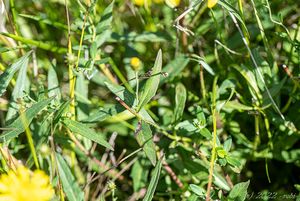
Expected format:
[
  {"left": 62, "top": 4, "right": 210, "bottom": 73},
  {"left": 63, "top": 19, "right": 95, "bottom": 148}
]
[{"left": 0, "top": 0, "right": 300, "bottom": 200}]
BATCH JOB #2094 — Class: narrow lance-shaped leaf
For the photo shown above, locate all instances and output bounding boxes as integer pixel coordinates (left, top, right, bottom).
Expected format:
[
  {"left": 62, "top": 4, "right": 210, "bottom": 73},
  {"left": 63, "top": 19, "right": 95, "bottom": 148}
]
[
  {"left": 137, "top": 49, "right": 162, "bottom": 112},
  {"left": 6, "top": 53, "right": 30, "bottom": 121},
  {"left": 95, "top": 0, "right": 114, "bottom": 47},
  {"left": 172, "top": 83, "right": 186, "bottom": 123},
  {"left": 143, "top": 158, "right": 163, "bottom": 201},
  {"left": 48, "top": 60, "right": 61, "bottom": 101},
  {"left": 96, "top": 0, "right": 114, "bottom": 32},
  {"left": 136, "top": 121, "right": 157, "bottom": 166},
  {"left": 62, "top": 118, "right": 113, "bottom": 150},
  {"left": 0, "top": 96, "right": 55, "bottom": 142},
  {"left": 0, "top": 51, "right": 31, "bottom": 96},
  {"left": 199, "top": 60, "right": 215, "bottom": 76},
  {"left": 56, "top": 154, "right": 84, "bottom": 201}
]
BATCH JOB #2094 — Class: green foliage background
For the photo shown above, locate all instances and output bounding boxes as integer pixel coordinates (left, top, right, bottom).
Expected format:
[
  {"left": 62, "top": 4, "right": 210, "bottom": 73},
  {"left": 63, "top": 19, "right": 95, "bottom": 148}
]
[{"left": 0, "top": 0, "right": 300, "bottom": 200}]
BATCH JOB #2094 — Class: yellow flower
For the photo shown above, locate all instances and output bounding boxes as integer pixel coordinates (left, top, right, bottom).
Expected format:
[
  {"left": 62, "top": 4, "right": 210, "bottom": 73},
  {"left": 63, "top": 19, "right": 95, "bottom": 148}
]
[
  {"left": 0, "top": 166, "right": 54, "bottom": 201},
  {"left": 165, "top": 0, "right": 181, "bottom": 8},
  {"left": 207, "top": 0, "right": 218, "bottom": 8},
  {"left": 130, "top": 57, "right": 142, "bottom": 71},
  {"left": 133, "top": 0, "right": 151, "bottom": 6}
]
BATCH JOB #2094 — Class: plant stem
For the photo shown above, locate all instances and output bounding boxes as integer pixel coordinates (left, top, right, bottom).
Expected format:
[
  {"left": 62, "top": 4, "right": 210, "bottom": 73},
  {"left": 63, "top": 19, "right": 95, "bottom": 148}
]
[{"left": 206, "top": 76, "right": 218, "bottom": 201}]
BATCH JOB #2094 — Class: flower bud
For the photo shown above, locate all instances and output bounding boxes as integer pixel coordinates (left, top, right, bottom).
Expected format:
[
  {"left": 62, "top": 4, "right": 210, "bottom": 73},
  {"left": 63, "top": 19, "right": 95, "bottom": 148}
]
[{"left": 130, "top": 57, "right": 142, "bottom": 71}]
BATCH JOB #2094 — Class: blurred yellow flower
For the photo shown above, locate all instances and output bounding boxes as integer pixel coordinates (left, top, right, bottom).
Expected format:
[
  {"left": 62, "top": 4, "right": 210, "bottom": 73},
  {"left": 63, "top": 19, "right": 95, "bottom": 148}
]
[
  {"left": 0, "top": 166, "right": 54, "bottom": 201},
  {"left": 133, "top": 0, "right": 151, "bottom": 6},
  {"left": 165, "top": 0, "right": 181, "bottom": 8},
  {"left": 130, "top": 57, "right": 142, "bottom": 71},
  {"left": 207, "top": 0, "right": 218, "bottom": 8}
]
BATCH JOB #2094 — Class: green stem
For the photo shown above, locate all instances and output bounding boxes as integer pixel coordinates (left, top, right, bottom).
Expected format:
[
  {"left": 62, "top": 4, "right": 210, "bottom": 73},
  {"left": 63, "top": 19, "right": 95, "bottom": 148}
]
[
  {"left": 0, "top": 32, "right": 67, "bottom": 53},
  {"left": 135, "top": 71, "right": 139, "bottom": 105},
  {"left": 20, "top": 108, "right": 40, "bottom": 169},
  {"left": 206, "top": 76, "right": 218, "bottom": 201}
]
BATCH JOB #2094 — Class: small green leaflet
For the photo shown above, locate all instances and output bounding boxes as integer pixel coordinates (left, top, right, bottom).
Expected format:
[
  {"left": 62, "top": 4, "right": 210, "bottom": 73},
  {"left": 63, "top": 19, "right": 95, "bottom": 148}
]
[
  {"left": 0, "top": 96, "right": 54, "bottom": 142},
  {"left": 62, "top": 118, "right": 113, "bottom": 150},
  {"left": 143, "top": 158, "right": 162, "bottom": 201},
  {"left": 56, "top": 154, "right": 84, "bottom": 201}
]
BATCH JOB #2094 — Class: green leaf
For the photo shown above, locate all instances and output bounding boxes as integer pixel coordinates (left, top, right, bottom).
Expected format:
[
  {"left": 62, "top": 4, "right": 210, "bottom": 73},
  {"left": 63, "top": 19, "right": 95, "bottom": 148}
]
[
  {"left": 224, "top": 137, "right": 232, "bottom": 152},
  {"left": 226, "top": 155, "right": 242, "bottom": 167},
  {"left": 108, "top": 32, "right": 171, "bottom": 43},
  {"left": 0, "top": 51, "right": 31, "bottom": 96},
  {"left": 48, "top": 60, "right": 61, "bottom": 101},
  {"left": 213, "top": 171, "right": 231, "bottom": 191},
  {"left": 19, "top": 14, "right": 68, "bottom": 30},
  {"left": 95, "top": 1, "right": 114, "bottom": 48},
  {"left": 175, "top": 120, "right": 198, "bottom": 135},
  {"left": 62, "top": 118, "right": 113, "bottom": 150},
  {"left": 75, "top": 73, "right": 89, "bottom": 121},
  {"left": 228, "top": 180, "right": 250, "bottom": 201},
  {"left": 90, "top": 42, "right": 97, "bottom": 59},
  {"left": 5, "top": 52, "right": 30, "bottom": 121},
  {"left": 218, "top": 0, "right": 249, "bottom": 38},
  {"left": 189, "top": 184, "right": 205, "bottom": 196},
  {"left": 137, "top": 49, "right": 162, "bottom": 111},
  {"left": 143, "top": 158, "right": 162, "bottom": 201},
  {"left": 130, "top": 160, "right": 149, "bottom": 192},
  {"left": 160, "top": 56, "right": 189, "bottom": 84},
  {"left": 105, "top": 81, "right": 135, "bottom": 107},
  {"left": 53, "top": 100, "right": 71, "bottom": 125},
  {"left": 136, "top": 121, "right": 157, "bottom": 166},
  {"left": 0, "top": 96, "right": 54, "bottom": 142},
  {"left": 172, "top": 83, "right": 187, "bottom": 123},
  {"left": 232, "top": 64, "right": 261, "bottom": 100},
  {"left": 199, "top": 128, "right": 212, "bottom": 139},
  {"left": 82, "top": 104, "right": 122, "bottom": 123},
  {"left": 96, "top": 0, "right": 114, "bottom": 33},
  {"left": 56, "top": 154, "right": 84, "bottom": 201},
  {"left": 199, "top": 60, "right": 215, "bottom": 76},
  {"left": 224, "top": 100, "right": 253, "bottom": 111}
]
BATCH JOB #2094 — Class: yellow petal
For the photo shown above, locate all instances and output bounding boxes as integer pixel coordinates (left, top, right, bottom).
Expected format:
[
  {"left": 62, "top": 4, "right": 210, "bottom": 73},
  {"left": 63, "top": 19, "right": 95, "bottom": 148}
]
[
  {"left": 165, "top": 0, "right": 181, "bottom": 8},
  {"left": 133, "top": 0, "right": 151, "bottom": 6},
  {"left": 207, "top": 0, "right": 218, "bottom": 8}
]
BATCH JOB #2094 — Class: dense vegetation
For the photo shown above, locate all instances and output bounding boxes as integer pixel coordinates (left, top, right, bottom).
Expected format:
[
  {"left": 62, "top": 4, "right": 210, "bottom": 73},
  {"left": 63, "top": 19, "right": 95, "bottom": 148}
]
[{"left": 0, "top": 0, "right": 300, "bottom": 200}]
